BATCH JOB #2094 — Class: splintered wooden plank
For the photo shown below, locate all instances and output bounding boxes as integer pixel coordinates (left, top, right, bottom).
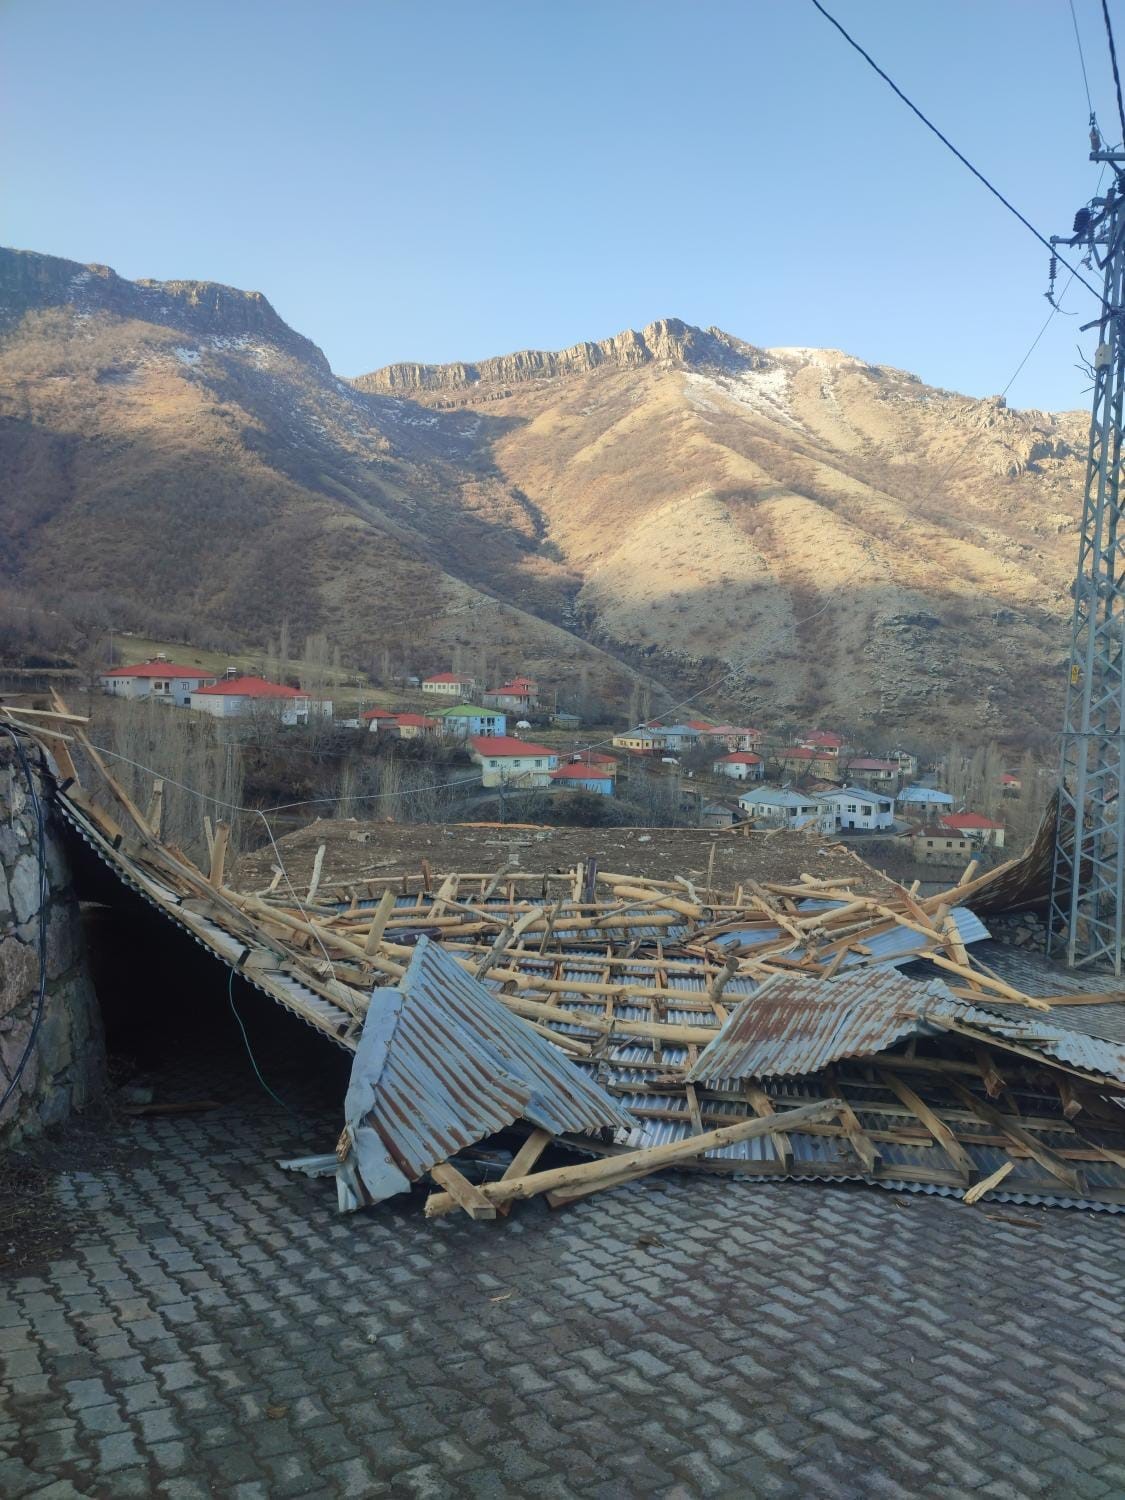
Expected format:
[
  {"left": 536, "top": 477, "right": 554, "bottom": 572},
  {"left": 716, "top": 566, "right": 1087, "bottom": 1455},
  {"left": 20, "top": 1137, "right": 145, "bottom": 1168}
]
[
  {"left": 428, "top": 1162, "right": 497, "bottom": 1219},
  {"left": 877, "top": 1069, "right": 975, "bottom": 1184},
  {"left": 962, "top": 1161, "right": 1015, "bottom": 1205},
  {"left": 950, "top": 1085, "right": 1086, "bottom": 1194},
  {"left": 743, "top": 1084, "right": 793, "bottom": 1169}
]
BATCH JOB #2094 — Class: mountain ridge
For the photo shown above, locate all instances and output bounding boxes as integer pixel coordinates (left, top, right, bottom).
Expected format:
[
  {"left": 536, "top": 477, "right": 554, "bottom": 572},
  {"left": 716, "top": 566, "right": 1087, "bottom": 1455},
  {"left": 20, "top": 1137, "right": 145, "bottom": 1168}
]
[{"left": 0, "top": 245, "right": 1091, "bottom": 738}]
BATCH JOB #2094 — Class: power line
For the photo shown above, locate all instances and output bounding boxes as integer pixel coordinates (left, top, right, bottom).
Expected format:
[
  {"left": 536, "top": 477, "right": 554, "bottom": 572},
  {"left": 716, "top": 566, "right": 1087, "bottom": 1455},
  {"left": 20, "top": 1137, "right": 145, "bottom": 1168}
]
[
  {"left": 1070, "top": 0, "right": 1096, "bottom": 120},
  {"left": 1102, "top": 0, "right": 1125, "bottom": 146},
  {"left": 808, "top": 0, "right": 1105, "bottom": 303}
]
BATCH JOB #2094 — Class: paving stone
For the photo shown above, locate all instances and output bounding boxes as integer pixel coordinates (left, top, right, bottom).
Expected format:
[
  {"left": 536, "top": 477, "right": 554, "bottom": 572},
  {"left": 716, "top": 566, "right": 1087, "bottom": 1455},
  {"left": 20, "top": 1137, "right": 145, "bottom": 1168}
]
[{"left": 2, "top": 1050, "right": 1123, "bottom": 1499}]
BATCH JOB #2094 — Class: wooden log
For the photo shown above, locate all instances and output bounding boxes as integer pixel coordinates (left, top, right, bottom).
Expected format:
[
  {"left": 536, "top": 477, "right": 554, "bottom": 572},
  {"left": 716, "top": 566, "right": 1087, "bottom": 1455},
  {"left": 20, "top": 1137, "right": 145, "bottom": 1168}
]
[
  {"left": 925, "top": 954, "right": 1051, "bottom": 1009},
  {"left": 209, "top": 822, "right": 230, "bottom": 888},
  {"left": 962, "top": 1161, "right": 1015, "bottom": 1205},
  {"left": 364, "top": 888, "right": 396, "bottom": 955},
  {"left": 305, "top": 844, "right": 326, "bottom": 905},
  {"left": 496, "top": 1128, "right": 553, "bottom": 1217},
  {"left": 428, "top": 1162, "right": 497, "bottom": 1219},
  {"left": 423, "top": 1097, "right": 843, "bottom": 1217}
]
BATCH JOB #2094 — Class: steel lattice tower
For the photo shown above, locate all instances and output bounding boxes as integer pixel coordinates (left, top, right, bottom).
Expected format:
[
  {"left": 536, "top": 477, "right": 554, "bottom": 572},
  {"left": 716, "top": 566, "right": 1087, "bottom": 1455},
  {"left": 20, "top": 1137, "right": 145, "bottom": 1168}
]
[{"left": 1049, "top": 164, "right": 1125, "bottom": 972}]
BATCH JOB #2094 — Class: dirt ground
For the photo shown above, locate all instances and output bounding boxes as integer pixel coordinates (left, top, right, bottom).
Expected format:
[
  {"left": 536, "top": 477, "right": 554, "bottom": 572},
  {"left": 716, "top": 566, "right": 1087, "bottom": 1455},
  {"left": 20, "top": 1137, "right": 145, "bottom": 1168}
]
[{"left": 234, "top": 817, "right": 909, "bottom": 897}]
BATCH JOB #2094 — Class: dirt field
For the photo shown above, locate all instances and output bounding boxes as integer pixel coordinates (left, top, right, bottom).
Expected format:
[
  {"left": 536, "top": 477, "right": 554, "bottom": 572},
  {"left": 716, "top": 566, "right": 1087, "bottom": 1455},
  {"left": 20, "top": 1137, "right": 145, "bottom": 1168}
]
[{"left": 235, "top": 817, "right": 903, "bottom": 897}]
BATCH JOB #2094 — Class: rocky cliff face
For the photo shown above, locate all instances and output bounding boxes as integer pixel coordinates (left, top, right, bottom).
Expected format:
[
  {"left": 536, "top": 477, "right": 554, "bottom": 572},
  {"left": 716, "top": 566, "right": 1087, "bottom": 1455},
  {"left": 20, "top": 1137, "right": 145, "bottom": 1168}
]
[
  {"left": 0, "top": 736, "right": 104, "bottom": 1143},
  {"left": 0, "top": 247, "right": 330, "bottom": 370},
  {"left": 355, "top": 318, "right": 768, "bottom": 398}
]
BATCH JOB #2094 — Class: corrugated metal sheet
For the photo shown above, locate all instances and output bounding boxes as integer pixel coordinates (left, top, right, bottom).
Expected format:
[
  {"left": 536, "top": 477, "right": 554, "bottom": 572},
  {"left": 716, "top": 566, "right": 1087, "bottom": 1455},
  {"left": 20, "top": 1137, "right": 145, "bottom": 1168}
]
[
  {"left": 685, "top": 972, "right": 958, "bottom": 1081},
  {"left": 343, "top": 937, "right": 633, "bottom": 1206}
]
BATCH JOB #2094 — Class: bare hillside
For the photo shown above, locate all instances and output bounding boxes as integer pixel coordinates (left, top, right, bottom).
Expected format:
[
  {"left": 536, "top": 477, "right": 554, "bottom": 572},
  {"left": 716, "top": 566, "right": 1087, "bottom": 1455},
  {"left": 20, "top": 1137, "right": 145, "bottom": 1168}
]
[{"left": 358, "top": 321, "right": 1087, "bottom": 737}]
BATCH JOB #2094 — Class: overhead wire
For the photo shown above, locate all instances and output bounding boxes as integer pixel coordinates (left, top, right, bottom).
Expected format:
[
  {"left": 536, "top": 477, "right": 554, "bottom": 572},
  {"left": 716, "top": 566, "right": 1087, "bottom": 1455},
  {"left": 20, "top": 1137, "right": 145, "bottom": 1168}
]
[
  {"left": 1071, "top": 0, "right": 1096, "bottom": 119},
  {"left": 807, "top": 0, "right": 1105, "bottom": 304},
  {"left": 1103, "top": 0, "right": 1125, "bottom": 147}
]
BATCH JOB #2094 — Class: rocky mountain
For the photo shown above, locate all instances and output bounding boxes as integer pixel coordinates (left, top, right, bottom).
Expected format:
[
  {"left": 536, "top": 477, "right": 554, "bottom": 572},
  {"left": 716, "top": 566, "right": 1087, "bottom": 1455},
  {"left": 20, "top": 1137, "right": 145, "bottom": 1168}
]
[{"left": 0, "top": 247, "right": 1090, "bottom": 738}]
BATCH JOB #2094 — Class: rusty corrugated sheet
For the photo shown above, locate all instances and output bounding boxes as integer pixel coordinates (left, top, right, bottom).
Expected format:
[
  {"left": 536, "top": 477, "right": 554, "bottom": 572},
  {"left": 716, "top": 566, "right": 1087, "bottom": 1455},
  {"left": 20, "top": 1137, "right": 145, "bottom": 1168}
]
[
  {"left": 343, "top": 937, "right": 634, "bottom": 1206},
  {"left": 685, "top": 972, "right": 958, "bottom": 1081}
]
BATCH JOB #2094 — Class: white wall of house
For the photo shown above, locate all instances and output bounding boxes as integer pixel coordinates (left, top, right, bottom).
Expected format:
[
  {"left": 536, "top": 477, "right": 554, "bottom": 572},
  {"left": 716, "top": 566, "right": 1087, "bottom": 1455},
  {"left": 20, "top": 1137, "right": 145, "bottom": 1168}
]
[
  {"left": 472, "top": 750, "right": 559, "bottom": 788},
  {"left": 423, "top": 678, "right": 474, "bottom": 697},
  {"left": 713, "top": 759, "right": 762, "bottom": 781},
  {"left": 823, "top": 792, "right": 895, "bottom": 831},
  {"left": 190, "top": 692, "right": 310, "bottom": 726}
]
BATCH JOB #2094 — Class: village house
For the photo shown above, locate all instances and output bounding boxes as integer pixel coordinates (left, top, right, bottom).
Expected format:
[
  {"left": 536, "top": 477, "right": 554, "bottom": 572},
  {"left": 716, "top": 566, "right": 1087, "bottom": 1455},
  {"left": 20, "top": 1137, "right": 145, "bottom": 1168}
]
[
  {"left": 191, "top": 675, "right": 315, "bottom": 725},
  {"left": 361, "top": 707, "right": 400, "bottom": 733},
  {"left": 569, "top": 750, "right": 618, "bottom": 769},
  {"left": 699, "top": 799, "right": 743, "bottom": 829},
  {"left": 1000, "top": 772, "right": 1022, "bottom": 797},
  {"left": 774, "top": 746, "right": 840, "bottom": 779},
  {"left": 549, "top": 763, "right": 615, "bottom": 796},
  {"left": 421, "top": 672, "right": 477, "bottom": 700},
  {"left": 437, "top": 704, "right": 507, "bottom": 740},
  {"left": 656, "top": 724, "right": 701, "bottom": 753},
  {"left": 699, "top": 725, "right": 765, "bottom": 752},
  {"left": 100, "top": 661, "right": 218, "bottom": 707},
  {"left": 738, "top": 788, "right": 833, "bottom": 830},
  {"left": 912, "top": 826, "right": 974, "bottom": 865},
  {"left": 612, "top": 729, "right": 661, "bottom": 753},
  {"left": 713, "top": 751, "right": 764, "bottom": 782},
  {"left": 891, "top": 749, "right": 919, "bottom": 778},
  {"left": 550, "top": 711, "right": 581, "bottom": 729},
  {"left": 897, "top": 786, "right": 955, "bottom": 817},
  {"left": 842, "top": 757, "right": 899, "bottom": 788},
  {"left": 800, "top": 730, "right": 846, "bottom": 757},
  {"left": 939, "top": 811, "right": 1006, "bottom": 849},
  {"left": 821, "top": 787, "right": 896, "bottom": 832},
  {"left": 480, "top": 676, "right": 539, "bottom": 712},
  {"left": 391, "top": 713, "right": 440, "bottom": 740},
  {"left": 468, "top": 734, "right": 558, "bottom": 788}
]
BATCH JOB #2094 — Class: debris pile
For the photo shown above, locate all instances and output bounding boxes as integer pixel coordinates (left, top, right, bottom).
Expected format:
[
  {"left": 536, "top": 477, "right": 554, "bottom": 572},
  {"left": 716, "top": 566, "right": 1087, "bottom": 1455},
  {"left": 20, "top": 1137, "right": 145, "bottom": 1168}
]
[{"left": 8, "top": 698, "right": 1125, "bottom": 1218}]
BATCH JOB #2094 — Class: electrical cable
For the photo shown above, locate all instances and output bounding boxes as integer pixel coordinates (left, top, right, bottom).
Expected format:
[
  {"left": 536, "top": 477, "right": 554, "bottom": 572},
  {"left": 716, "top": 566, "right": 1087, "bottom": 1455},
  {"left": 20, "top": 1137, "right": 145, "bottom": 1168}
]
[
  {"left": 1071, "top": 0, "right": 1096, "bottom": 118},
  {"left": 1103, "top": 0, "right": 1125, "bottom": 147},
  {"left": 808, "top": 0, "right": 1105, "bottom": 303},
  {"left": 0, "top": 726, "right": 50, "bottom": 1118},
  {"left": 227, "top": 969, "right": 299, "bottom": 1118}
]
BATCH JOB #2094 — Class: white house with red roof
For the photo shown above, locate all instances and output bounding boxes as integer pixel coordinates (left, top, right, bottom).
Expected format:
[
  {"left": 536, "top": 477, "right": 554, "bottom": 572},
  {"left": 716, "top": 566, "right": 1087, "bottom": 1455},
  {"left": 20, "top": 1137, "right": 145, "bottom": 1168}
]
[
  {"left": 390, "top": 712, "right": 440, "bottom": 740},
  {"left": 713, "top": 751, "right": 764, "bottom": 782},
  {"left": 100, "top": 660, "right": 218, "bottom": 707},
  {"left": 699, "top": 725, "right": 765, "bottom": 752},
  {"left": 939, "top": 811, "right": 1006, "bottom": 849},
  {"left": 468, "top": 734, "right": 558, "bottom": 788},
  {"left": 481, "top": 676, "right": 539, "bottom": 712},
  {"left": 421, "top": 672, "right": 476, "bottom": 700},
  {"left": 191, "top": 675, "right": 314, "bottom": 726}
]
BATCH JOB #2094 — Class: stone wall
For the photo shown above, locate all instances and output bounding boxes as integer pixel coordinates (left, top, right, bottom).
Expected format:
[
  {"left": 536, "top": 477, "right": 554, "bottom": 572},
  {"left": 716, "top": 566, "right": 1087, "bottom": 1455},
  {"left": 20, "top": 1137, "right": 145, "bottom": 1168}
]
[{"left": 0, "top": 733, "right": 104, "bottom": 1144}]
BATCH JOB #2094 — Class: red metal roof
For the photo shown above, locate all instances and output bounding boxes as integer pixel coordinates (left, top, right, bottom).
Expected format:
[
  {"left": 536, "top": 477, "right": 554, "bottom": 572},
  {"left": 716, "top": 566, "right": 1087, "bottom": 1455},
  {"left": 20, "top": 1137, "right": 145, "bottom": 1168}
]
[
  {"left": 103, "top": 662, "right": 216, "bottom": 679},
  {"left": 570, "top": 751, "right": 617, "bottom": 766},
  {"left": 779, "top": 746, "right": 817, "bottom": 760},
  {"left": 194, "top": 675, "right": 302, "bottom": 699},
  {"left": 940, "top": 811, "right": 1004, "bottom": 831},
  {"left": 469, "top": 735, "right": 556, "bottom": 757},
  {"left": 845, "top": 758, "right": 898, "bottom": 772},
  {"left": 550, "top": 763, "right": 615, "bottom": 781},
  {"left": 802, "top": 730, "right": 845, "bottom": 747},
  {"left": 394, "top": 713, "right": 439, "bottom": 728},
  {"left": 716, "top": 752, "right": 763, "bottom": 765},
  {"left": 424, "top": 672, "right": 474, "bottom": 684},
  {"left": 361, "top": 707, "right": 399, "bottom": 720}
]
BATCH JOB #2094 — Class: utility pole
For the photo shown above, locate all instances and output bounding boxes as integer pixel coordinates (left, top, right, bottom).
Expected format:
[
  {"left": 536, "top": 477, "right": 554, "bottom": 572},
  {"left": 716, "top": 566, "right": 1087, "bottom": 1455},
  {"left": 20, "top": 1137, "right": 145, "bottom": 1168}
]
[{"left": 1048, "top": 160, "right": 1125, "bottom": 972}]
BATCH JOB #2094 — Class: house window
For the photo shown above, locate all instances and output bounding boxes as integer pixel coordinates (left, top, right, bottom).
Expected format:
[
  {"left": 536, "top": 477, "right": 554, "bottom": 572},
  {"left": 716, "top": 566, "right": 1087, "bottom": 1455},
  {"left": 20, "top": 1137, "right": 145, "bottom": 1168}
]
[
  {"left": 534, "top": 760, "right": 543, "bottom": 768},
  {"left": 846, "top": 804, "right": 857, "bottom": 813},
  {"left": 946, "top": 840, "right": 953, "bottom": 848},
  {"left": 489, "top": 760, "right": 498, "bottom": 768}
]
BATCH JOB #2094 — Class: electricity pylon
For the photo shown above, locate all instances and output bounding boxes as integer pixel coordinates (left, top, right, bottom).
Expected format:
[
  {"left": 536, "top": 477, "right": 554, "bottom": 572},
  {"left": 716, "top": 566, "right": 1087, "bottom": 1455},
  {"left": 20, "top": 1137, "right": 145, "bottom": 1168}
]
[{"left": 1048, "top": 159, "right": 1125, "bottom": 972}]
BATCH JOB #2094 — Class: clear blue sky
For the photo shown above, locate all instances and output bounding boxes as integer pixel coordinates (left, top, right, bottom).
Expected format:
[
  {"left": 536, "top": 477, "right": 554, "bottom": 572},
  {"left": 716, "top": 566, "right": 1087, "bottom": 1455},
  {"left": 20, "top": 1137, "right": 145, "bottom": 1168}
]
[{"left": 1, "top": 0, "right": 1117, "bottom": 408}]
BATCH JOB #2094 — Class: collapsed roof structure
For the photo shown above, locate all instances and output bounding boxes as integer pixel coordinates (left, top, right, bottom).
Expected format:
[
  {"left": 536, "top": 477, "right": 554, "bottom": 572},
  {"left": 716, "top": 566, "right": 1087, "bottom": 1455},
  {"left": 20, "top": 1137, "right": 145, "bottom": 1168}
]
[{"left": 8, "top": 697, "right": 1125, "bottom": 1220}]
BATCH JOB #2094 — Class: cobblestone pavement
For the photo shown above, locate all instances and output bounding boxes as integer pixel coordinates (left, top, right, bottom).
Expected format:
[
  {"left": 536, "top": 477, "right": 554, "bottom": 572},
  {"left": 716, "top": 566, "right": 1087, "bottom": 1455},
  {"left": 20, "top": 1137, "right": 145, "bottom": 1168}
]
[{"left": 3, "top": 1022, "right": 1125, "bottom": 1499}]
